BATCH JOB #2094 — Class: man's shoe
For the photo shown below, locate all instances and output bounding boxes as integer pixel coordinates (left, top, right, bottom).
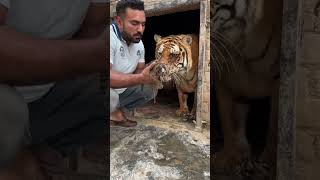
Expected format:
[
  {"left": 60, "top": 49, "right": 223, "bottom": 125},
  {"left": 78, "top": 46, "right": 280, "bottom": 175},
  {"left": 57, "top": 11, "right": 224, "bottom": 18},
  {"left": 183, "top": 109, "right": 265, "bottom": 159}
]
[{"left": 110, "top": 119, "right": 137, "bottom": 127}]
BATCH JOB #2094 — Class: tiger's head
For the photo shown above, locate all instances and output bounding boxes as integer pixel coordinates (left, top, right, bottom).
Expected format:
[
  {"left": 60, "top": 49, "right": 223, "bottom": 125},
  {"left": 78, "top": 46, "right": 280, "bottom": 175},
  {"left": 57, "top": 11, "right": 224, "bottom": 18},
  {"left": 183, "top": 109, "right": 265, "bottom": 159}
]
[
  {"left": 212, "top": 0, "right": 264, "bottom": 43},
  {"left": 153, "top": 34, "right": 196, "bottom": 83},
  {"left": 211, "top": 0, "right": 265, "bottom": 75}
]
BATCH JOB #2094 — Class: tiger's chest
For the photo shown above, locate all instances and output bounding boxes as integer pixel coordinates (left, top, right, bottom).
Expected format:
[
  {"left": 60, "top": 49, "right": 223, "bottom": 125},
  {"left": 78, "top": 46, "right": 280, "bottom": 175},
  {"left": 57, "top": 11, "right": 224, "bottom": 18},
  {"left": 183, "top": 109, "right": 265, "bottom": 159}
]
[{"left": 177, "top": 81, "right": 197, "bottom": 93}]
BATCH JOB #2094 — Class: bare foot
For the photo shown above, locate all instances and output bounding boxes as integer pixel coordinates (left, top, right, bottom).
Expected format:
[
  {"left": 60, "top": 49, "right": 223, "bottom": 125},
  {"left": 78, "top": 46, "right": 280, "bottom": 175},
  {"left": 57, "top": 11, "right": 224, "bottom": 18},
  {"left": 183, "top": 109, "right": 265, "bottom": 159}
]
[
  {"left": 110, "top": 109, "right": 126, "bottom": 122},
  {"left": 110, "top": 109, "right": 137, "bottom": 127}
]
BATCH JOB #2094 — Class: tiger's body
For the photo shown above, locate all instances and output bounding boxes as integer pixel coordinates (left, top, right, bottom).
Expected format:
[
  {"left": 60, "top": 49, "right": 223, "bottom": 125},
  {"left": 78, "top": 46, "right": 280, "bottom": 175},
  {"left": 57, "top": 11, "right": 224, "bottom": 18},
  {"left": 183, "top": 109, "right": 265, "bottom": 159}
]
[
  {"left": 152, "top": 34, "right": 199, "bottom": 119},
  {"left": 212, "top": 0, "right": 282, "bottom": 175}
]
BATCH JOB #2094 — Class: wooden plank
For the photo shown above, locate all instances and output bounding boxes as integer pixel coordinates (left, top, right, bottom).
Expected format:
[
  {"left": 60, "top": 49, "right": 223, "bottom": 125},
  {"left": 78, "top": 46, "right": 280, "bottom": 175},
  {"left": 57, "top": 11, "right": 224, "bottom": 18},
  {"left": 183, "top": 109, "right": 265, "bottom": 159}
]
[
  {"left": 110, "top": 0, "right": 200, "bottom": 17},
  {"left": 277, "top": 0, "right": 302, "bottom": 179},
  {"left": 195, "top": 0, "right": 210, "bottom": 131}
]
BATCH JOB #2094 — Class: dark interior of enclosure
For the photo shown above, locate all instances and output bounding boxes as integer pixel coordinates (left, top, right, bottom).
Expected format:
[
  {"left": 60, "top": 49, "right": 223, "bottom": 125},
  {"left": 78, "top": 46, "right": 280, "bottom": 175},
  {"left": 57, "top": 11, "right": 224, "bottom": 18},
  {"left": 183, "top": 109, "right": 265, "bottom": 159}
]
[
  {"left": 142, "top": 10, "right": 200, "bottom": 108},
  {"left": 142, "top": 9, "right": 200, "bottom": 64}
]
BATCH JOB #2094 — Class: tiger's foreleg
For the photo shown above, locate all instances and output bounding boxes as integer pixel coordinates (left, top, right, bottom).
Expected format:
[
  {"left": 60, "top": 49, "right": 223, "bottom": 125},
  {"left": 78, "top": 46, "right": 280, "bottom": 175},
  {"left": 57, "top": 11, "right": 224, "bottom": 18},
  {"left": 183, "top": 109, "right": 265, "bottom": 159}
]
[
  {"left": 213, "top": 86, "right": 250, "bottom": 173},
  {"left": 176, "top": 88, "right": 189, "bottom": 117},
  {"left": 189, "top": 89, "right": 197, "bottom": 120},
  {"left": 260, "top": 81, "right": 279, "bottom": 179}
]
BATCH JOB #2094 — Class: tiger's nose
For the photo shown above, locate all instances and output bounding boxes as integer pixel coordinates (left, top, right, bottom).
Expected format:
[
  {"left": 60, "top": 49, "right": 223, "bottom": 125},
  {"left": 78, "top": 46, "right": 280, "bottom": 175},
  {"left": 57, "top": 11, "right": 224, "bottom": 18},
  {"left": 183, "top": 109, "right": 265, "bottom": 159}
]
[
  {"left": 158, "top": 63, "right": 171, "bottom": 77},
  {"left": 157, "top": 63, "right": 166, "bottom": 72}
]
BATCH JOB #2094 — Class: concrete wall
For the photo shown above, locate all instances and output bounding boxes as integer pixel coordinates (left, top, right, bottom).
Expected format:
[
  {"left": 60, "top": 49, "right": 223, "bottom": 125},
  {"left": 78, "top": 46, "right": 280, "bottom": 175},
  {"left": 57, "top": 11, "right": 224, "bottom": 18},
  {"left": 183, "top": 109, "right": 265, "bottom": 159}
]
[
  {"left": 110, "top": 0, "right": 200, "bottom": 17},
  {"left": 296, "top": 0, "right": 320, "bottom": 179}
]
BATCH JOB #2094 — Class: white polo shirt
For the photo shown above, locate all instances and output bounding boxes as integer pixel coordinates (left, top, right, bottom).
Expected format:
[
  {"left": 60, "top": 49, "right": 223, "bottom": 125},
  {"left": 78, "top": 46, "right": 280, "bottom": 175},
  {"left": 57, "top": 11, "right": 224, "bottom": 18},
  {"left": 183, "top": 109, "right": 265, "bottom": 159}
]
[
  {"left": 110, "top": 23, "right": 145, "bottom": 94},
  {"left": 0, "top": 0, "right": 107, "bottom": 103}
]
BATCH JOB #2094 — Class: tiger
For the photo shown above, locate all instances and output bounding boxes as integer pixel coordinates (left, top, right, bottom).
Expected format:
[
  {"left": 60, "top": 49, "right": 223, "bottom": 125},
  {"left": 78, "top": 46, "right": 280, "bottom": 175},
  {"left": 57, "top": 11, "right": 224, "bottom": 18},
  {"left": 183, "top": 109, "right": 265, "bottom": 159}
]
[
  {"left": 151, "top": 34, "right": 199, "bottom": 120},
  {"left": 211, "top": 0, "right": 282, "bottom": 176}
]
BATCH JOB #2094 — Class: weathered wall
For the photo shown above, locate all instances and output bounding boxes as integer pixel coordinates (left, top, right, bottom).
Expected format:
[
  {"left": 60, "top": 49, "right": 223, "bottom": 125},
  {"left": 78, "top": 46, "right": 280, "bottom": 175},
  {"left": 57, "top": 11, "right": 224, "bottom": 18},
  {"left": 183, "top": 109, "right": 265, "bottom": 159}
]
[
  {"left": 296, "top": 0, "right": 320, "bottom": 179},
  {"left": 110, "top": 0, "right": 200, "bottom": 17}
]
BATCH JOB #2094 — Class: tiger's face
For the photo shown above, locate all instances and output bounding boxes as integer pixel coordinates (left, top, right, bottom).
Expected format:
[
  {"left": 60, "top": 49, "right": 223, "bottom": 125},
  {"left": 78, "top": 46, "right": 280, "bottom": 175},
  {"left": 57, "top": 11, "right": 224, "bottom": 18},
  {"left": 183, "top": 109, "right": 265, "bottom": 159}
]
[
  {"left": 153, "top": 34, "right": 193, "bottom": 82},
  {"left": 212, "top": 0, "right": 264, "bottom": 45},
  {"left": 211, "top": 0, "right": 265, "bottom": 75}
]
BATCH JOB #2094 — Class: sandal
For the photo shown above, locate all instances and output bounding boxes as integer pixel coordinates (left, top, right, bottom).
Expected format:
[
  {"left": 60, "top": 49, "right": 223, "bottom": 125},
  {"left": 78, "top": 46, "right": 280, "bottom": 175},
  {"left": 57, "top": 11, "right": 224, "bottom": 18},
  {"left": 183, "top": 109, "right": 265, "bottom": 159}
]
[{"left": 110, "top": 119, "right": 137, "bottom": 127}]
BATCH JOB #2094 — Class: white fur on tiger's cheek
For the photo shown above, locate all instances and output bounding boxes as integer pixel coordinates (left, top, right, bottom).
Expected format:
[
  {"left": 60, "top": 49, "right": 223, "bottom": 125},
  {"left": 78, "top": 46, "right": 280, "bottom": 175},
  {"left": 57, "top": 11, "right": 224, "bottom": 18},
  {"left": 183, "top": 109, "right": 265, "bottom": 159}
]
[
  {"left": 183, "top": 56, "right": 187, "bottom": 67},
  {"left": 170, "top": 44, "right": 180, "bottom": 54},
  {"left": 158, "top": 45, "right": 164, "bottom": 53}
]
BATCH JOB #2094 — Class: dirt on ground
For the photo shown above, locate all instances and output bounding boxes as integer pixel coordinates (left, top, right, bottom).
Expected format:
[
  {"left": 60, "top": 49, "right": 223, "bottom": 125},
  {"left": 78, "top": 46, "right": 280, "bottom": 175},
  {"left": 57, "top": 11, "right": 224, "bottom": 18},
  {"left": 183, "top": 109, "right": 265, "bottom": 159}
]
[{"left": 110, "top": 93, "right": 210, "bottom": 180}]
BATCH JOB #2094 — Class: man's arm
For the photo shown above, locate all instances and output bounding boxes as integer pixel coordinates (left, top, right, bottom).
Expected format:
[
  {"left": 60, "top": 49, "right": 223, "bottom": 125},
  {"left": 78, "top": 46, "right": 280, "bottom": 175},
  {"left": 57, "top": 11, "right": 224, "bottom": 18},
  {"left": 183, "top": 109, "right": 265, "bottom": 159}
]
[
  {"left": 110, "top": 65, "right": 143, "bottom": 88},
  {"left": 0, "top": 4, "right": 107, "bottom": 85},
  {"left": 110, "top": 62, "right": 156, "bottom": 88},
  {"left": 133, "top": 62, "right": 145, "bottom": 74},
  {"left": 74, "top": 2, "right": 107, "bottom": 38}
]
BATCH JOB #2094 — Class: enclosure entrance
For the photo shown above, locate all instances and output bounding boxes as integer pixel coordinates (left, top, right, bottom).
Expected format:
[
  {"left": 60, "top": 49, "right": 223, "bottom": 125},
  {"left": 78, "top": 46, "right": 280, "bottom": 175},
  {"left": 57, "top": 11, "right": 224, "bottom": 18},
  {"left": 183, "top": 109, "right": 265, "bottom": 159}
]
[
  {"left": 143, "top": 9, "right": 200, "bottom": 63},
  {"left": 136, "top": 9, "right": 201, "bottom": 128},
  {"left": 110, "top": 0, "right": 210, "bottom": 130}
]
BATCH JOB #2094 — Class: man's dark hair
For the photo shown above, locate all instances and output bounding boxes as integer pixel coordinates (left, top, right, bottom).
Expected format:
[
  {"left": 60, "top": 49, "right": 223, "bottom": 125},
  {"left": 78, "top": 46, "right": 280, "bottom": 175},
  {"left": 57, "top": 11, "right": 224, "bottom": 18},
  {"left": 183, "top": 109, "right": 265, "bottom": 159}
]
[{"left": 116, "top": 0, "right": 144, "bottom": 16}]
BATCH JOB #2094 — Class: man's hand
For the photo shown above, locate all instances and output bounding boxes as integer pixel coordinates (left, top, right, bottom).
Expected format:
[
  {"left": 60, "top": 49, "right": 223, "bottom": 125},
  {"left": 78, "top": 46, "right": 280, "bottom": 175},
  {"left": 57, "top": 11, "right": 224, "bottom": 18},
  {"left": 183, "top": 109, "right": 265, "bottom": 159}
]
[
  {"left": 140, "top": 60, "right": 158, "bottom": 84},
  {"left": 110, "top": 60, "right": 158, "bottom": 88}
]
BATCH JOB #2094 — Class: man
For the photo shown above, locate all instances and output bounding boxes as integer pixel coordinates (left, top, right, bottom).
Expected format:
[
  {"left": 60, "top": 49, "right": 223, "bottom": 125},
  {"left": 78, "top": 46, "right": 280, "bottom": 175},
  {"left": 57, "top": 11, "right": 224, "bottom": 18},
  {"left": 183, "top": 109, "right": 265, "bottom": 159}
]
[
  {"left": 0, "top": 0, "right": 107, "bottom": 179},
  {"left": 110, "top": 0, "right": 157, "bottom": 127}
]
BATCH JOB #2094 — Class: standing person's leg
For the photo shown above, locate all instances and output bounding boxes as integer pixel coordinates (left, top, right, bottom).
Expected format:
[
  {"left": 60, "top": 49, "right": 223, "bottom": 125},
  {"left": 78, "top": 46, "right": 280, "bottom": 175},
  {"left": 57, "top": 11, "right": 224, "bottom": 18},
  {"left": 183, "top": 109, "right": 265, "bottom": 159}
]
[{"left": 0, "top": 84, "right": 29, "bottom": 171}]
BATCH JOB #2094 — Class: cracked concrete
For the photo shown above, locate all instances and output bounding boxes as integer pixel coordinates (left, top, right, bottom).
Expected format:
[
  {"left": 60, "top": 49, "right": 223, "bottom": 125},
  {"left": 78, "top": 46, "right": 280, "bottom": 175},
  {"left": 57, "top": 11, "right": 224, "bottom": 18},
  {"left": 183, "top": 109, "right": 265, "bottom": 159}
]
[
  {"left": 110, "top": 94, "right": 210, "bottom": 180},
  {"left": 110, "top": 125, "right": 210, "bottom": 180}
]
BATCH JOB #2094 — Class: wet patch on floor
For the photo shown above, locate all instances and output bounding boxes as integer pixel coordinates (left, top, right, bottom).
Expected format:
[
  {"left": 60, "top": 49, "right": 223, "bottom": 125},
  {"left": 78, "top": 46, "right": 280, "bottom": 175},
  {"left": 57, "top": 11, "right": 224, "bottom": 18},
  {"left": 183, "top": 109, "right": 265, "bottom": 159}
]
[
  {"left": 110, "top": 89, "right": 210, "bottom": 180},
  {"left": 110, "top": 125, "right": 210, "bottom": 180}
]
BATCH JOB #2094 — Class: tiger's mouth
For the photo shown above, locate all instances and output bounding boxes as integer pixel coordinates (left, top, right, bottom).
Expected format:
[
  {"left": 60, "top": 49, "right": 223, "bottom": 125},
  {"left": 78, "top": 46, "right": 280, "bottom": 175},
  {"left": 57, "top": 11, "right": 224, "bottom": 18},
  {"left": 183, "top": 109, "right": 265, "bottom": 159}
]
[
  {"left": 152, "top": 62, "right": 189, "bottom": 86},
  {"left": 150, "top": 63, "right": 172, "bottom": 82},
  {"left": 159, "top": 74, "right": 172, "bottom": 82}
]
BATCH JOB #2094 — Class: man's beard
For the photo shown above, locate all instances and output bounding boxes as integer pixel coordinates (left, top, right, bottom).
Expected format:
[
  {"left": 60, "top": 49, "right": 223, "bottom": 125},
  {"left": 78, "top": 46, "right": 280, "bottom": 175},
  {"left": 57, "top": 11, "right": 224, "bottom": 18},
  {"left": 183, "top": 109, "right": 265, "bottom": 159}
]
[{"left": 122, "top": 31, "right": 142, "bottom": 44}]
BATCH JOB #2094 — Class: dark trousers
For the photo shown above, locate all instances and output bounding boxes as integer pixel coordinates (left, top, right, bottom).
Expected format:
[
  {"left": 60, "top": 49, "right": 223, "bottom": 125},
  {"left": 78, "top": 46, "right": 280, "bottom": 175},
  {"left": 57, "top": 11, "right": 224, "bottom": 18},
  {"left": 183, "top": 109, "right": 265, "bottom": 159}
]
[
  {"left": 109, "top": 85, "right": 156, "bottom": 113},
  {"left": 0, "top": 74, "right": 106, "bottom": 170}
]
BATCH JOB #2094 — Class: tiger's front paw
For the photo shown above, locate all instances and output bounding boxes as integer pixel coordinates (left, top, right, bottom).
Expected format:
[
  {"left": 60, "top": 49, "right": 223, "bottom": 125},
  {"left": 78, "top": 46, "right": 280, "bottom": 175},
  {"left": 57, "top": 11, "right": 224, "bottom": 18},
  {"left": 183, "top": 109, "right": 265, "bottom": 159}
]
[
  {"left": 176, "top": 108, "right": 189, "bottom": 117},
  {"left": 182, "top": 113, "right": 196, "bottom": 121}
]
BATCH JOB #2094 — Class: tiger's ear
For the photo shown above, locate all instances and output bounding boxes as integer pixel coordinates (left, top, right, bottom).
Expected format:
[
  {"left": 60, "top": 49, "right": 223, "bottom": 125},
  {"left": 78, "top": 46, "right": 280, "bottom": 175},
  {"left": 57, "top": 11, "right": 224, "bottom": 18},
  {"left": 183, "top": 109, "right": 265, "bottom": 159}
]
[
  {"left": 182, "top": 35, "right": 192, "bottom": 45},
  {"left": 154, "top": 34, "right": 162, "bottom": 42}
]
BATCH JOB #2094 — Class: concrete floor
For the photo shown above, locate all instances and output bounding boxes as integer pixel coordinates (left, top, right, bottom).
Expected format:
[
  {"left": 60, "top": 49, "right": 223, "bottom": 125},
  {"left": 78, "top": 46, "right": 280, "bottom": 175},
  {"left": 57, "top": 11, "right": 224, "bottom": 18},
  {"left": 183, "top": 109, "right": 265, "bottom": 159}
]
[{"left": 110, "top": 92, "right": 210, "bottom": 180}]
